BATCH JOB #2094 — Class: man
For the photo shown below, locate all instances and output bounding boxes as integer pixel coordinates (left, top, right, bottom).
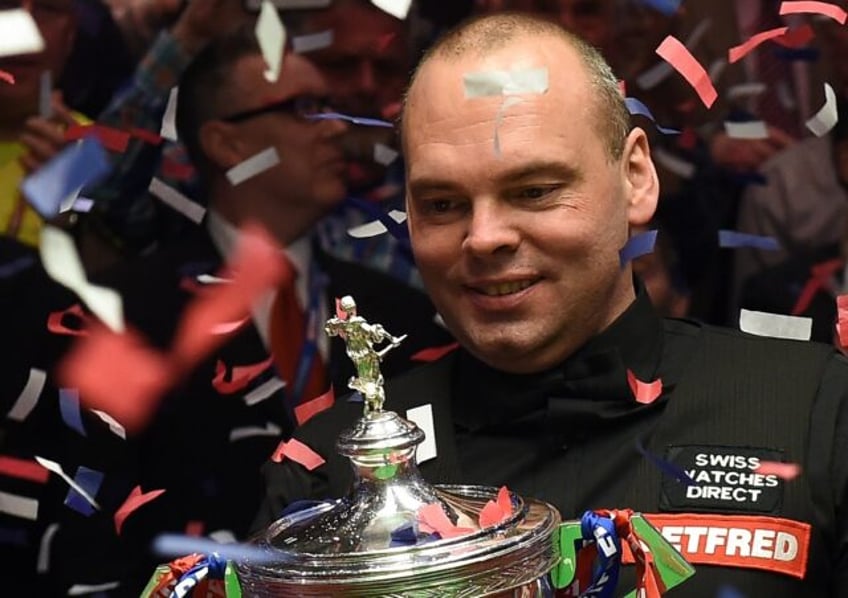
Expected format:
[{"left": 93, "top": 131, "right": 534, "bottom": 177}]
[{"left": 256, "top": 13, "right": 848, "bottom": 595}]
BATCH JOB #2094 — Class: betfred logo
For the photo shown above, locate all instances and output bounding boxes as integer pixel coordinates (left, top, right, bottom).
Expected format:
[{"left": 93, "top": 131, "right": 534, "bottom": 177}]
[{"left": 637, "top": 514, "right": 811, "bottom": 579}]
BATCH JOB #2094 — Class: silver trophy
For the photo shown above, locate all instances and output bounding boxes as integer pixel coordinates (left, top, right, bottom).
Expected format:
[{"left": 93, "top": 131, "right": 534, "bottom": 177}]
[{"left": 237, "top": 296, "right": 562, "bottom": 596}]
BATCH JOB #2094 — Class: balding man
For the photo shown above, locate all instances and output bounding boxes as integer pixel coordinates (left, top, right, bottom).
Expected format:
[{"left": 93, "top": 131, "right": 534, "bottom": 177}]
[{"left": 256, "top": 13, "right": 848, "bottom": 595}]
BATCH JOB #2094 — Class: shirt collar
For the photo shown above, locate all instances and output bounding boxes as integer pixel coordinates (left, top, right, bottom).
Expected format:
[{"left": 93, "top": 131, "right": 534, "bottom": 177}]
[{"left": 453, "top": 284, "right": 664, "bottom": 432}]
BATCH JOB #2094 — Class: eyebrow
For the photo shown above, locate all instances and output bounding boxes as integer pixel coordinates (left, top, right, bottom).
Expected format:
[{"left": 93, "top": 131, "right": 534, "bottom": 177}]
[{"left": 408, "top": 160, "right": 582, "bottom": 197}]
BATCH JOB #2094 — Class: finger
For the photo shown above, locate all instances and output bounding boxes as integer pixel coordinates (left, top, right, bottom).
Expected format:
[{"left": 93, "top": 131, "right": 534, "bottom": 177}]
[
  {"left": 23, "top": 117, "right": 66, "bottom": 146},
  {"left": 19, "top": 152, "right": 43, "bottom": 174},
  {"left": 51, "top": 93, "right": 77, "bottom": 127},
  {"left": 18, "top": 132, "right": 63, "bottom": 163}
]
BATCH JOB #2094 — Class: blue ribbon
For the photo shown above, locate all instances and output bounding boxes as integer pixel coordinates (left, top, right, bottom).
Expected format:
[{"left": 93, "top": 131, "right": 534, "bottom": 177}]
[
  {"left": 578, "top": 511, "right": 622, "bottom": 598},
  {"left": 170, "top": 552, "right": 227, "bottom": 598},
  {"left": 306, "top": 112, "right": 395, "bottom": 128}
]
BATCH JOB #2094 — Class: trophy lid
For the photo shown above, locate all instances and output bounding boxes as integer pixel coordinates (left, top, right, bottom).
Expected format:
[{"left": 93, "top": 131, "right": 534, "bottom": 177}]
[{"left": 236, "top": 297, "right": 561, "bottom": 596}]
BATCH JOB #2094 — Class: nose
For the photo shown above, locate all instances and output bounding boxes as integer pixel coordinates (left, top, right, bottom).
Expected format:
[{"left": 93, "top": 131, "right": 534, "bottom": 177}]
[{"left": 461, "top": 199, "right": 521, "bottom": 257}]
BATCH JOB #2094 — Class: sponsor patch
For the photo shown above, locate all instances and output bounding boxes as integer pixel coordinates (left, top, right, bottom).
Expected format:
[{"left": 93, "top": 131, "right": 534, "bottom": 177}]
[
  {"left": 622, "top": 513, "right": 810, "bottom": 580},
  {"left": 661, "top": 445, "right": 785, "bottom": 513}
]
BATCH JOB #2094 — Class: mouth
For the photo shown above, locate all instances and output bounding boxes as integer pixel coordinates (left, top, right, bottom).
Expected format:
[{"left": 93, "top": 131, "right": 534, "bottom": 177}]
[{"left": 469, "top": 278, "right": 540, "bottom": 297}]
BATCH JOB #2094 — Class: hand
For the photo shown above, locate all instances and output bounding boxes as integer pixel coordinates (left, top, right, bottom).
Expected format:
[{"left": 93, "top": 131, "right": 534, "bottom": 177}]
[
  {"left": 709, "top": 125, "right": 796, "bottom": 172},
  {"left": 18, "top": 92, "right": 77, "bottom": 174},
  {"left": 171, "top": 0, "right": 251, "bottom": 54}
]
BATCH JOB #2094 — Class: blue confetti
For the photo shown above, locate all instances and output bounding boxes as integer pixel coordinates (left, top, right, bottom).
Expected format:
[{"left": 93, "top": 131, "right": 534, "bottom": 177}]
[
  {"left": 636, "top": 439, "right": 696, "bottom": 486},
  {"left": 59, "top": 388, "right": 86, "bottom": 437},
  {"left": 625, "top": 97, "right": 680, "bottom": 135},
  {"left": 619, "top": 230, "right": 658, "bottom": 267},
  {"left": 638, "top": 0, "right": 682, "bottom": 16},
  {"left": 21, "top": 136, "right": 110, "bottom": 219},
  {"left": 64, "top": 466, "right": 104, "bottom": 516},
  {"left": 306, "top": 112, "right": 394, "bottom": 128},
  {"left": 716, "top": 585, "right": 747, "bottom": 598},
  {"left": 718, "top": 230, "right": 780, "bottom": 251}
]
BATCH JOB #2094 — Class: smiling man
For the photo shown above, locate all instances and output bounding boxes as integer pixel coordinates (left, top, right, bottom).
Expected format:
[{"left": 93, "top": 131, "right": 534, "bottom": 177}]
[{"left": 256, "top": 12, "right": 848, "bottom": 595}]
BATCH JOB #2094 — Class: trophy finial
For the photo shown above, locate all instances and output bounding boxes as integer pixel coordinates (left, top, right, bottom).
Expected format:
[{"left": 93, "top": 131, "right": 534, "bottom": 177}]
[{"left": 325, "top": 295, "right": 406, "bottom": 415}]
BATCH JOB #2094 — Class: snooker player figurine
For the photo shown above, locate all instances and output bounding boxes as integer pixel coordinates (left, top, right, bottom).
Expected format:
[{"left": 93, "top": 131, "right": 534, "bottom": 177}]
[{"left": 325, "top": 295, "right": 407, "bottom": 415}]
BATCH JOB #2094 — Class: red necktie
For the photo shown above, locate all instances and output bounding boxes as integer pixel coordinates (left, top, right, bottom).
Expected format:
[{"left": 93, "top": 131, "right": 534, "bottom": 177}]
[{"left": 268, "top": 257, "right": 328, "bottom": 404}]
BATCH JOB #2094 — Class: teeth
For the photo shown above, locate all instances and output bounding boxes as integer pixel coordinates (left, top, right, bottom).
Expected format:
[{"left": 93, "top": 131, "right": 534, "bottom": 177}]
[{"left": 480, "top": 280, "right": 534, "bottom": 296}]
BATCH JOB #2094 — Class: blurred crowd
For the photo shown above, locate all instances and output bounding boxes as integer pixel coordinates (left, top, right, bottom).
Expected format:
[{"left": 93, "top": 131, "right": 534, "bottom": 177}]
[{"left": 0, "top": 0, "right": 846, "bottom": 594}]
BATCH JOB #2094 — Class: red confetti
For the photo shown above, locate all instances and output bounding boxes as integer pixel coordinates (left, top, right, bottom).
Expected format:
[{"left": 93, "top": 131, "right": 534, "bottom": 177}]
[
  {"left": 755, "top": 461, "right": 802, "bottom": 480},
  {"left": 161, "top": 158, "right": 196, "bottom": 181},
  {"left": 114, "top": 485, "right": 166, "bottom": 534},
  {"left": 728, "top": 26, "right": 789, "bottom": 64},
  {"left": 627, "top": 370, "right": 663, "bottom": 404},
  {"left": 779, "top": 1, "right": 847, "bottom": 24},
  {"left": 127, "top": 127, "right": 163, "bottom": 145},
  {"left": 211, "top": 357, "right": 274, "bottom": 395},
  {"left": 270, "top": 438, "right": 325, "bottom": 471},
  {"left": 46, "top": 303, "right": 91, "bottom": 337},
  {"left": 791, "top": 258, "right": 841, "bottom": 315},
  {"left": 0, "top": 456, "right": 50, "bottom": 484},
  {"left": 0, "top": 70, "right": 14, "bottom": 85},
  {"left": 411, "top": 342, "right": 459, "bottom": 363},
  {"left": 294, "top": 386, "right": 334, "bottom": 426},
  {"left": 64, "top": 124, "right": 131, "bottom": 153},
  {"left": 184, "top": 520, "right": 205, "bottom": 536},
  {"left": 479, "top": 486, "right": 513, "bottom": 528},
  {"left": 58, "top": 325, "right": 173, "bottom": 433},
  {"left": 417, "top": 502, "right": 475, "bottom": 539},
  {"left": 656, "top": 35, "right": 718, "bottom": 108},
  {"left": 773, "top": 24, "right": 815, "bottom": 48}
]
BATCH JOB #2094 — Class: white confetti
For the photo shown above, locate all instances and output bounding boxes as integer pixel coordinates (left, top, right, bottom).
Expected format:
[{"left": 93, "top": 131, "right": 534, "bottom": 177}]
[
  {"left": 160, "top": 87, "right": 179, "bottom": 142},
  {"left": 196, "top": 273, "right": 231, "bottom": 285},
  {"left": 35, "top": 457, "right": 101, "bottom": 511},
  {"left": 370, "top": 0, "right": 412, "bottom": 19},
  {"left": 91, "top": 410, "right": 126, "bottom": 439},
  {"left": 39, "top": 226, "right": 125, "bottom": 333},
  {"left": 347, "top": 209, "right": 407, "bottom": 238},
  {"left": 292, "top": 29, "right": 333, "bottom": 53},
  {"left": 739, "top": 309, "right": 812, "bottom": 341},
  {"left": 805, "top": 83, "right": 838, "bottom": 137},
  {"left": 724, "top": 120, "right": 770, "bottom": 140},
  {"left": 494, "top": 96, "right": 523, "bottom": 156},
  {"left": 229, "top": 422, "right": 282, "bottom": 442},
  {"left": 708, "top": 58, "right": 727, "bottom": 83},
  {"left": 7, "top": 367, "right": 46, "bottom": 422},
  {"left": 652, "top": 147, "right": 696, "bottom": 179},
  {"left": 0, "top": 9, "right": 45, "bottom": 57},
  {"left": 226, "top": 147, "right": 280, "bottom": 185},
  {"left": 726, "top": 82, "right": 767, "bottom": 101},
  {"left": 0, "top": 490, "right": 38, "bottom": 520},
  {"left": 37, "top": 523, "right": 59, "bottom": 573},
  {"left": 208, "top": 529, "right": 237, "bottom": 544},
  {"left": 67, "top": 582, "right": 120, "bottom": 596},
  {"left": 406, "top": 404, "right": 437, "bottom": 464},
  {"left": 256, "top": 0, "right": 286, "bottom": 83},
  {"left": 243, "top": 377, "right": 286, "bottom": 406},
  {"left": 373, "top": 142, "right": 399, "bottom": 166},
  {"left": 69, "top": 196, "right": 94, "bottom": 213},
  {"left": 464, "top": 68, "right": 548, "bottom": 98},
  {"left": 149, "top": 177, "right": 206, "bottom": 224}
]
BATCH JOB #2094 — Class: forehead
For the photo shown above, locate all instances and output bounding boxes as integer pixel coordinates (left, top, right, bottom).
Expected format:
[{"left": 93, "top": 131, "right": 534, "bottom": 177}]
[{"left": 232, "top": 52, "right": 327, "bottom": 100}]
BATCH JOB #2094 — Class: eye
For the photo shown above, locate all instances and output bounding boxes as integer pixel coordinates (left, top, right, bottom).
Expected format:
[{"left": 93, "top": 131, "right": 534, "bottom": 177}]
[{"left": 513, "top": 185, "right": 559, "bottom": 201}]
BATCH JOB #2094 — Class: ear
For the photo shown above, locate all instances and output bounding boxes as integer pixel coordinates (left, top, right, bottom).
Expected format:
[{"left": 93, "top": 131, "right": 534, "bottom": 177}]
[
  {"left": 621, "top": 127, "right": 659, "bottom": 227},
  {"left": 199, "top": 121, "right": 246, "bottom": 171}
]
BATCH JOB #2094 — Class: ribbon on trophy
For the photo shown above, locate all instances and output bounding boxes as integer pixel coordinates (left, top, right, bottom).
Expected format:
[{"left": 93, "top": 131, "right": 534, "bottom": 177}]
[
  {"left": 142, "top": 552, "right": 242, "bottom": 598},
  {"left": 552, "top": 509, "right": 695, "bottom": 596}
]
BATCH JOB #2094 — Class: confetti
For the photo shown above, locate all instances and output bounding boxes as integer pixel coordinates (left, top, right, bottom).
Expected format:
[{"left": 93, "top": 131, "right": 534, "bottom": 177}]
[
  {"left": 91, "top": 409, "right": 126, "bottom": 439},
  {"left": 211, "top": 357, "right": 273, "bottom": 395},
  {"left": 723, "top": 120, "right": 770, "bottom": 140},
  {"left": 406, "top": 404, "right": 437, "bottom": 464},
  {"left": 728, "top": 27, "right": 789, "bottom": 64},
  {"left": 727, "top": 82, "right": 767, "bottom": 101},
  {"left": 7, "top": 367, "right": 46, "bottom": 422},
  {"left": 638, "top": 0, "right": 682, "bottom": 15},
  {"left": 36, "top": 523, "right": 59, "bottom": 573},
  {"left": 149, "top": 177, "right": 206, "bottom": 224},
  {"left": 67, "top": 582, "right": 120, "bottom": 595},
  {"left": 256, "top": 0, "right": 286, "bottom": 82},
  {"left": 779, "top": 0, "right": 847, "bottom": 24},
  {"left": 229, "top": 422, "right": 282, "bottom": 442},
  {"left": 0, "top": 69, "right": 14, "bottom": 84},
  {"left": 739, "top": 309, "right": 812, "bottom": 341},
  {"left": 718, "top": 230, "right": 780, "bottom": 251},
  {"left": 226, "top": 147, "right": 280, "bottom": 185},
  {"left": 292, "top": 29, "right": 333, "bottom": 53},
  {"left": 411, "top": 342, "right": 460, "bottom": 363},
  {"left": 655, "top": 35, "right": 718, "bottom": 108},
  {"left": 161, "top": 87, "right": 179, "bottom": 141},
  {"left": 635, "top": 440, "right": 695, "bottom": 485},
  {"left": 463, "top": 67, "right": 548, "bottom": 98},
  {"left": 64, "top": 123, "right": 131, "bottom": 153},
  {"left": 624, "top": 97, "right": 680, "bottom": 135},
  {"left": 0, "top": 456, "right": 49, "bottom": 483},
  {"left": 652, "top": 147, "right": 696, "bottom": 179},
  {"left": 0, "top": 9, "right": 45, "bottom": 57},
  {"left": 59, "top": 388, "right": 86, "bottom": 436},
  {"left": 114, "top": 485, "right": 166, "bottom": 534},
  {"left": 417, "top": 503, "right": 474, "bottom": 539},
  {"left": 35, "top": 456, "right": 100, "bottom": 511},
  {"left": 479, "top": 486, "right": 513, "bottom": 528},
  {"left": 626, "top": 370, "right": 663, "bottom": 404},
  {"left": 269, "top": 438, "right": 325, "bottom": 470},
  {"left": 243, "top": 377, "right": 285, "bottom": 406},
  {"left": 22, "top": 137, "right": 110, "bottom": 219},
  {"left": 806, "top": 83, "right": 838, "bottom": 137},
  {"left": 373, "top": 142, "right": 399, "bottom": 166},
  {"left": 0, "top": 490, "right": 38, "bottom": 520},
  {"left": 63, "top": 465, "right": 103, "bottom": 516},
  {"left": 294, "top": 386, "right": 334, "bottom": 426},
  {"left": 128, "top": 126, "right": 163, "bottom": 145},
  {"left": 493, "top": 96, "right": 523, "bottom": 156},
  {"left": 40, "top": 225, "right": 125, "bottom": 332},
  {"left": 773, "top": 24, "right": 815, "bottom": 48},
  {"left": 347, "top": 209, "right": 407, "bottom": 238},
  {"left": 370, "top": 0, "right": 412, "bottom": 20},
  {"left": 755, "top": 461, "right": 802, "bottom": 480},
  {"left": 153, "top": 533, "right": 277, "bottom": 564},
  {"left": 306, "top": 112, "right": 394, "bottom": 127},
  {"left": 619, "top": 230, "right": 657, "bottom": 267}
]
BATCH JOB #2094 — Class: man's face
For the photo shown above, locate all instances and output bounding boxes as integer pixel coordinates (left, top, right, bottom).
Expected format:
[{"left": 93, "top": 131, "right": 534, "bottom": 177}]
[
  {"left": 222, "top": 53, "right": 348, "bottom": 216},
  {"left": 0, "top": 0, "right": 76, "bottom": 122},
  {"left": 405, "top": 38, "right": 654, "bottom": 374},
  {"left": 298, "top": 1, "right": 410, "bottom": 190}
]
